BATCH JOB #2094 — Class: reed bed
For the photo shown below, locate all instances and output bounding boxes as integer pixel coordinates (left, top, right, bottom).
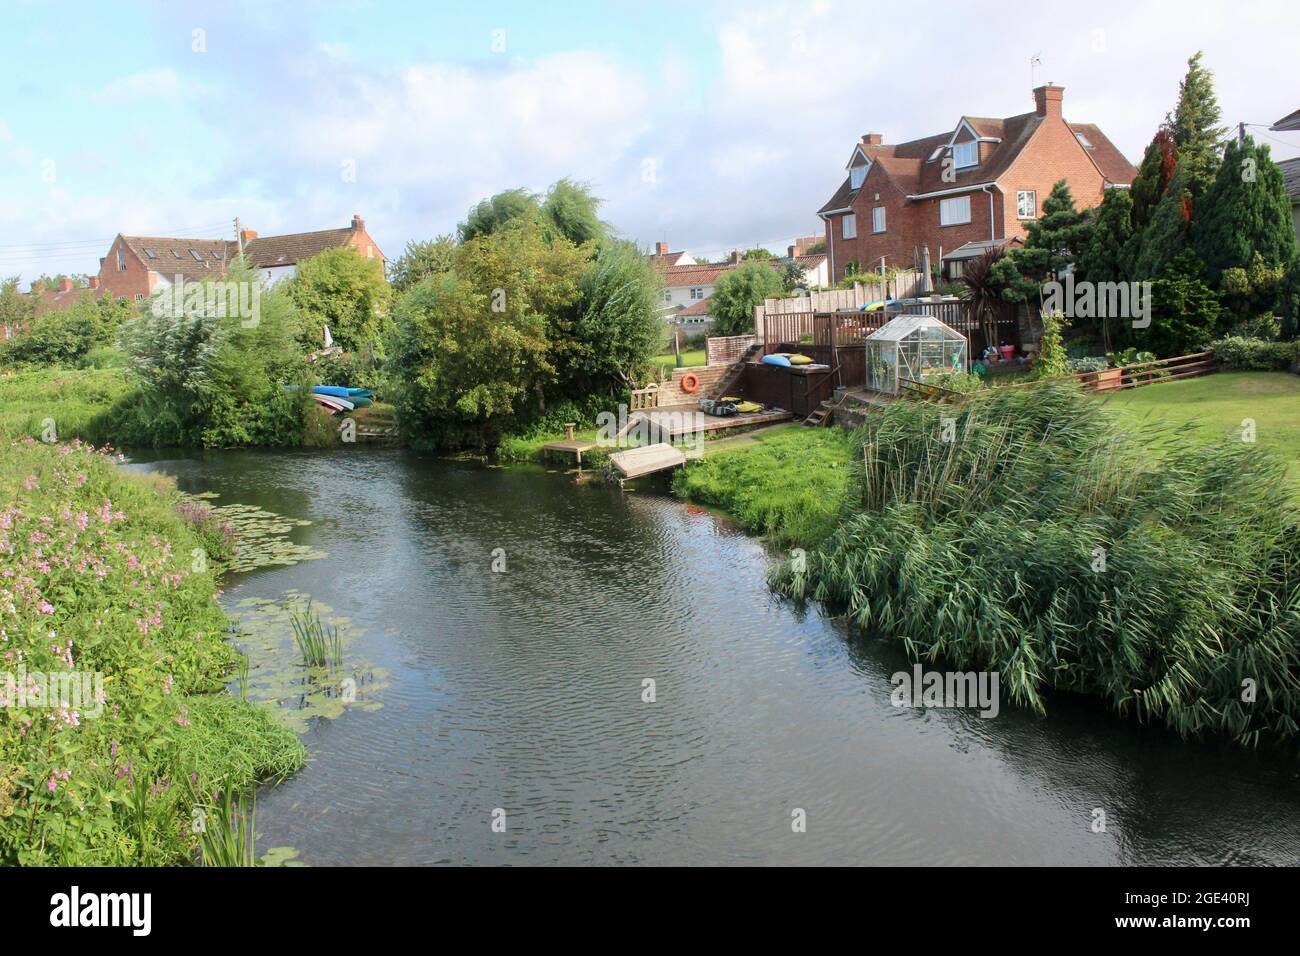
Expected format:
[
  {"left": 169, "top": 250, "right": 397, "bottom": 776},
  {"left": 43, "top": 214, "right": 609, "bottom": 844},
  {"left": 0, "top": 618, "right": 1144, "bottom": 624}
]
[{"left": 774, "top": 382, "right": 1300, "bottom": 746}]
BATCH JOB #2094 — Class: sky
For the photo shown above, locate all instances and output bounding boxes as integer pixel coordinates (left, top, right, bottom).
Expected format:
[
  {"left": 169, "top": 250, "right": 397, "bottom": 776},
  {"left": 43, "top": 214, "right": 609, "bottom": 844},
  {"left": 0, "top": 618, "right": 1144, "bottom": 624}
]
[{"left": 1, "top": 0, "right": 1297, "bottom": 283}]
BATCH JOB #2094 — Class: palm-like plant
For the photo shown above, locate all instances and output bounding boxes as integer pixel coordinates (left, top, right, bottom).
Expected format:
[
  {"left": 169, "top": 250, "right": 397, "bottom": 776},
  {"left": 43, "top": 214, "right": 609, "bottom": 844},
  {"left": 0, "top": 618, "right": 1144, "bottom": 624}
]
[{"left": 957, "top": 249, "right": 1006, "bottom": 355}]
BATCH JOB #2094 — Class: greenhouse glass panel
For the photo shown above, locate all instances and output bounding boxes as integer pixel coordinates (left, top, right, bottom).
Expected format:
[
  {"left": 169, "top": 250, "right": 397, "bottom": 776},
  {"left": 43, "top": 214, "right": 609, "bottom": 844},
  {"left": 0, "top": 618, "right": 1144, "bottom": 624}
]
[{"left": 864, "top": 314, "right": 967, "bottom": 395}]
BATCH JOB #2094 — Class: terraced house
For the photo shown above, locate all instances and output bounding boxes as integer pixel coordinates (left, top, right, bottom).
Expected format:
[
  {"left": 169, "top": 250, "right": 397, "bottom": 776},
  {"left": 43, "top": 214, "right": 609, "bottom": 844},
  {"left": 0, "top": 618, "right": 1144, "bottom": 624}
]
[
  {"left": 95, "top": 214, "right": 386, "bottom": 303},
  {"left": 817, "top": 84, "right": 1137, "bottom": 283}
]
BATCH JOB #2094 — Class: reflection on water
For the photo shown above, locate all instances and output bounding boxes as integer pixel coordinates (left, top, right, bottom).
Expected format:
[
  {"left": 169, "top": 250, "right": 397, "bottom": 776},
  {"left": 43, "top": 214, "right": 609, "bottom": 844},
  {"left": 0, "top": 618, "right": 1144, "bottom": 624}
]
[{"left": 128, "top": 448, "right": 1300, "bottom": 866}]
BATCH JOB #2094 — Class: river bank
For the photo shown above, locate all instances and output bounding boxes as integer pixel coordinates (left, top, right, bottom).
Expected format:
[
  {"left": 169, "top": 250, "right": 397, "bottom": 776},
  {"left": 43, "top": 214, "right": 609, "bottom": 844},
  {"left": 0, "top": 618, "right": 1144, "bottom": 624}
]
[{"left": 0, "top": 438, "right": 303, "bottom": 865}]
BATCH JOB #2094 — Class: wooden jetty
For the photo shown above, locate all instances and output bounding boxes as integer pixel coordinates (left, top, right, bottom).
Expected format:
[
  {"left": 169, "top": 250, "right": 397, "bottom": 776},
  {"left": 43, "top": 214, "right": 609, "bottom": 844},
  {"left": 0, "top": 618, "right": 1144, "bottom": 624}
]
[
  {"left": 607, "top": 443, "right": 686, "bottom": 480},
  {"left": 541, "top": 438, "right": 598, "bottom": 466}
]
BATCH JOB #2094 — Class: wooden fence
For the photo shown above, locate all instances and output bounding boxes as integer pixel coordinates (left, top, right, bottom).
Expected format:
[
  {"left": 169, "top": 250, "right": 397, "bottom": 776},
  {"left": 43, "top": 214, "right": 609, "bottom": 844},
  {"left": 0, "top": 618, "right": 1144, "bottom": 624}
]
[
  {"left": 753, "top": 271, "right": 925, "bottom": 343},
  {"left": 1001, "top": 350, "right": 1218, "bottom": 392}
]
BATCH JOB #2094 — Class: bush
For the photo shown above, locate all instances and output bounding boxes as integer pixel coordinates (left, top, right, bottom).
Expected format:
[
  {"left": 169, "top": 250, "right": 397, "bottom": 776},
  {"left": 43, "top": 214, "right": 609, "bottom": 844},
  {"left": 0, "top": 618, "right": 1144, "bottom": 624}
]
[
  {"left": 1069, "top": 356, "right": 1109, "bottom": 373},
  {"left": 1210, "top": 336, "right": 1300, "bottom": 371},
  {"left": 773, "top": 382, "right": 1300, "bottom": 746}
]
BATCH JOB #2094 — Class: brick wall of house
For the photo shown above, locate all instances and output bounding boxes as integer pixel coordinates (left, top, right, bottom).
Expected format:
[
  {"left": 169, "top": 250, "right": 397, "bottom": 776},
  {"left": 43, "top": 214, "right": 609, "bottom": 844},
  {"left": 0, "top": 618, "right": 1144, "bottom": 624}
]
[
  {"left": 96, "top": 237, "right": 153, "bottom": 302},
  {"left": 344, "top": 215, "right": 387, "bottom": 266},
  {"left": 997, "top": 114, "right": 1109, "bottom": 240},
  {"left": 829, "top": 169, "right": 1002, "bottom": 282}
]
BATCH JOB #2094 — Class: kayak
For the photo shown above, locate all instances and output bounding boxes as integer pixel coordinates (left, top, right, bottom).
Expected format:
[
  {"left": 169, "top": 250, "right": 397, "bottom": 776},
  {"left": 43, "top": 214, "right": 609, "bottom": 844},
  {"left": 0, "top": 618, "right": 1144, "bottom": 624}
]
[
  {"left": 311, "top": 393, "right": 354, "bottom": 411},
  {"left": 762, "top": 354, "right": 791, "bottom": 367},
  {"left": 347, "top": 395, "right": 373, "bottom": 408},
  {"left": 312, "top": 385, "right": 353, "bottom": 398}
]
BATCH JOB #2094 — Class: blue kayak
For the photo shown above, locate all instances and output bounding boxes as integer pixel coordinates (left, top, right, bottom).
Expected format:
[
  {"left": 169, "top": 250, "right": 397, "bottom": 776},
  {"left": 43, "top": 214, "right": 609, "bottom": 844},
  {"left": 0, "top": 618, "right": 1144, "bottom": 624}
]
[
  {"left": 762, "top": 354, "right": 791, "bottom": 367},
  {"left": 313, "top": 385, "right": 373, "bottom": 399}
]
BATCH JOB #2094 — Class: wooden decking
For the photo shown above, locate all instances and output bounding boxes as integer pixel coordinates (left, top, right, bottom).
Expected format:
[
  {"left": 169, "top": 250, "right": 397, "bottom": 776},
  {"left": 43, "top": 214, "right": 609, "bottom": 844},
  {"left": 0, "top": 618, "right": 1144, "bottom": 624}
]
[{"left": 618, "top": 403, "right": 793, "bottom": 440}]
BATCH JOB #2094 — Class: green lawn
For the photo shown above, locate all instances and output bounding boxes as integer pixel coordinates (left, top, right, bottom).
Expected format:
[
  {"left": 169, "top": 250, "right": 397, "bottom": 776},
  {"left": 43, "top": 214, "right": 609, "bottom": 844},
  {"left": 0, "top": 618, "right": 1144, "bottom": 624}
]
[
  {"left": 1104, "top": 371, "right": 1300, "bottom": 490},
  {"left": 654, "top": 348, "right": 707, "bottom": 373},
  {"left": 0, "top": 366, "right": 134, "bottom": 444}
]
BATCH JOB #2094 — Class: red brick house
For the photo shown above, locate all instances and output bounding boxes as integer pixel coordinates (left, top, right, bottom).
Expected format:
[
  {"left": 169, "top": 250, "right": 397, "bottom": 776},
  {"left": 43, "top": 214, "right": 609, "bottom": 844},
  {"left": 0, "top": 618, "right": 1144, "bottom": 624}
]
[
  {"left": 96, "top": 214, "right": 386, "bottom": 302},
  {"left": 817, "top": 85, "right": 1137, "bottom": 284}
]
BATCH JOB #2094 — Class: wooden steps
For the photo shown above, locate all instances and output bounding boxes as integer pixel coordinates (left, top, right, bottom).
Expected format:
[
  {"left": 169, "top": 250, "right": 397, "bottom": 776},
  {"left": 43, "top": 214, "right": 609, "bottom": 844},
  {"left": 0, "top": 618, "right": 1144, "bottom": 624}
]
[{"left": 802, "top": 399, "right": 835, "bottom": 427}]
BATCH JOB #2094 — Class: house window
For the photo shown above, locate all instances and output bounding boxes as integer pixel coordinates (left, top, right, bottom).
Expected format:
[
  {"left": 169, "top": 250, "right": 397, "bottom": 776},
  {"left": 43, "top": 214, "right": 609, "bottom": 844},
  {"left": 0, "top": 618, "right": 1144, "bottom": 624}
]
[
  {"left": 850, "top": 164, "right": 867, "bottom": 189},
  {"left": 952, "top": 140, "right": 978, "bottom": 168},
  {"left": 948, "top": 260, "right": 965, "bottom": 280},
  {"left": 134, "top": 293, "right": 144, "bottom": 301},
  {"left": 841, "top": 213, "right": 857, "bottom": 240},
  {"left": 690, "top": 287, "right": 704, "bottom": 300},
  {"left": 939, "top": 195, "right": 971, "bottom": 226},
  {"left": 872, "top": 207, "right": 886, "bottom": 233},
  {"left": 117, "top": 246, "right": 126, "bottom": 271},
  {"left": 662, "top": 290, "right": 672, "bottom": 303},
  {"left": 1017, "top": 190, "right": 1037, "bottom": 219},
  {"left": 1075, "top": 132, "right": 1093, "bottom": 148}
]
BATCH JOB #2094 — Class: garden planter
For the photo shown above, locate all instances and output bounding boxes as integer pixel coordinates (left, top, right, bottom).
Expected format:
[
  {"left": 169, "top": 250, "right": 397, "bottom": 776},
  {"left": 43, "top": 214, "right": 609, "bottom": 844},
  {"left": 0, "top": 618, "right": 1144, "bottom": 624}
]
[{"left": 1090, "top": 368, "right": 1123, "bottom": 392}]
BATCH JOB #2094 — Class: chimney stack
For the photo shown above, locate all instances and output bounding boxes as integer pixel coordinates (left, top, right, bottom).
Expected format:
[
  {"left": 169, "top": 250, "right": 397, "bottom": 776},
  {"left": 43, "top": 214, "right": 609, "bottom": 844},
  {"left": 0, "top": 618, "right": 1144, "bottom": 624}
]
[
  {"left": 729, "top": 249, "right": 741, "bottom": 265},
  {"left": 58, "top": 277, "right": 74, "bottom": 292},
  {"left": 1033, "top": 83, "right": 1063, "bottom": 119},
  {"left": 89, "top": 276, "right": 100, "bottom": 290},
  {"left": 863, "top": 132, "right": 883, "bottom": 146},
  {"left": 351, "top": 213, "right": 365, "bottom": 231},
  {"left": 240, "top": 228, "right": 258, "bottom": 245},
  {"left": 655, "top": 241, "right": 669, "bottom": 256}
]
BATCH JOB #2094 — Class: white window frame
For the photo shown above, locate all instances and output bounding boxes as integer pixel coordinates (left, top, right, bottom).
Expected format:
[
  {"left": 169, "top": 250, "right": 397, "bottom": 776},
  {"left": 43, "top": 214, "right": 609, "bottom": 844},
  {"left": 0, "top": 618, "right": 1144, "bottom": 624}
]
[
  {"left": 689, "top": 287, "right": 704, "bottom": 300},
  {"left": 850, "top": 164, "right": 867, "bottom": 189},
  {"left": 662, "top": 289, "right": 672, "bottom": 303},
  {"left": 939, "top": 195, "right": 971, "bottom": 226},
  {"left": 952, "top": 140, "right": 978, "bottom": 168},
  {"left": 871, "top": 207, "right": 886, "bottom": 233},
  {"left": 841, "top": 213, "right": 857, "bottom": 240},
  {"left": 1017, "top": 190, "right": 1037, "bottom": 220}
]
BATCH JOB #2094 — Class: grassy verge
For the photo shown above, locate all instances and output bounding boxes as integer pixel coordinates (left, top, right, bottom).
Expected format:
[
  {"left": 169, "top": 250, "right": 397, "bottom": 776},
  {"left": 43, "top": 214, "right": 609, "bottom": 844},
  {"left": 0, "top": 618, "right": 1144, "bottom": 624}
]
[
  {"left": 671, "top": 426, "right": 853, "bottom": 548},
  {"left": 0, "top": 367, "right": 135, "bottom": 445},
  {"left": 1105, "top": 371, "right": 1300, "bottom": 492},
  {"left": 0, "top": 439, "right": 303, "bottom": 864}
]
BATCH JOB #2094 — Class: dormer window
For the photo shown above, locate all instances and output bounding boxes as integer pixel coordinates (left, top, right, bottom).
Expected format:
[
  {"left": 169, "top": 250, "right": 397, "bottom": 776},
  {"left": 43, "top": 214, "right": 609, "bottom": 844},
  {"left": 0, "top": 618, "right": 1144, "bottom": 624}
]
[
  {"left": 1075, "top": 132, "right": 1093, "bottom": 148},
  {"left": 952, "top": 140, "right": 978, "bottom": 168},
  {"left": 850, "top": 163, "right": 868, "bottom": 189}
]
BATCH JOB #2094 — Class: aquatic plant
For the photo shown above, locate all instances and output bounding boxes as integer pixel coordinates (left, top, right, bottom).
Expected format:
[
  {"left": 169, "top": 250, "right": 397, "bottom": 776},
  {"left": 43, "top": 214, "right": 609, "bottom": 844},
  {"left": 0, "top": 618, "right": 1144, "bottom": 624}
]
[
  {"left": 773, "top": 382, "right": 1300, "bottom": 747},
  {"left": 196, "top": 786, "right": 257, "bottom": 867},
  {"left": 290, "top": 601, "right": 343, "bottom": 669}
]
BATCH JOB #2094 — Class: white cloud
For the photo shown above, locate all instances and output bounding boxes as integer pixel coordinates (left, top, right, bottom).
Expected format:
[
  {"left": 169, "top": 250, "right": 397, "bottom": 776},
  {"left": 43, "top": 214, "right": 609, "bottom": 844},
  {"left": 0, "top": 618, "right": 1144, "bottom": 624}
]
[{"left": 91, "top": 68, "right": 184, "bottom": 104}]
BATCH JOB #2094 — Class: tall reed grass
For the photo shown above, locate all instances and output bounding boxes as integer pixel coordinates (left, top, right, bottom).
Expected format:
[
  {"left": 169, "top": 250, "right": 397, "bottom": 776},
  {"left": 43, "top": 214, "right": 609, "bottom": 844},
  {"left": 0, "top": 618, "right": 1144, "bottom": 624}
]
[{"left": 774, "top": 382, "right": 1300, "bottom": 746}]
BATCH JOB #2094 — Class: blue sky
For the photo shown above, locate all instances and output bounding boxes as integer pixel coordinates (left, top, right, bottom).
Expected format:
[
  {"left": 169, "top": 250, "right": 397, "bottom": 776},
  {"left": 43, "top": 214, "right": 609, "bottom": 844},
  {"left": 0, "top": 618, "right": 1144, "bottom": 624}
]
[{"left": 1, "top": 0, "right": 1296, "bottom": 283}]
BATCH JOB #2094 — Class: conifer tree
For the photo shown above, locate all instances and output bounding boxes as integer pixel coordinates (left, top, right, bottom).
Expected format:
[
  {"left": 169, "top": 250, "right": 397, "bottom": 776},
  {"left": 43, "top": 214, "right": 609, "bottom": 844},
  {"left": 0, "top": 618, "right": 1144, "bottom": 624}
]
[
  {"left": 1190, "top": 136, "right": 1298, "bottom": 291},
  {"left": 1166, "top": 51, "right": 1227, "bottom": 197}
]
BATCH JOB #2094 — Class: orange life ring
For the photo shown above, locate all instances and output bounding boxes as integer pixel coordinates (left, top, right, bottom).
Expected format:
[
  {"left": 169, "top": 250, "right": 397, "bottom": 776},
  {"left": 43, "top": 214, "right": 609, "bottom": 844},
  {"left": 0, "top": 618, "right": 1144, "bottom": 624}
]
[{"left": 680, "top": 373, "right": 701, "bottom": 393}]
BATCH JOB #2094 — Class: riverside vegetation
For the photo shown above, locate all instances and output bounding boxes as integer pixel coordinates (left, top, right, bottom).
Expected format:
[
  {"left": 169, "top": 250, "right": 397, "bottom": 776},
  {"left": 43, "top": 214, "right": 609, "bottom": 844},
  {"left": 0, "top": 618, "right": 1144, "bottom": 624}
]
[
  {"left": 0, "top": 438, "right": 303, "bottom": 864},
  {"left": 757, "top": 383, "right": 1300, "bottom": 748}
]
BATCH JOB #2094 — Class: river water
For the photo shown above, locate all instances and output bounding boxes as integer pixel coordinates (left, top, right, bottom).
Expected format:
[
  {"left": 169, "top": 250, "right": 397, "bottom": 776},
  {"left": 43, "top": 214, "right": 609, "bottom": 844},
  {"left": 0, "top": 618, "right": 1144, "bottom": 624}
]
[{"left": 131, "top": 448, "right": 1299, "bottom": 866}]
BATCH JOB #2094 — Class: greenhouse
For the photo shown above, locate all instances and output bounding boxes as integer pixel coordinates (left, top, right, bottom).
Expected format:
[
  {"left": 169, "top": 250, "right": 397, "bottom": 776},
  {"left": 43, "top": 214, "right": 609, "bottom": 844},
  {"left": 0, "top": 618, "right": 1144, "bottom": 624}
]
[{"left": 864, "top": 313, "right": 968, "bottom": 395}]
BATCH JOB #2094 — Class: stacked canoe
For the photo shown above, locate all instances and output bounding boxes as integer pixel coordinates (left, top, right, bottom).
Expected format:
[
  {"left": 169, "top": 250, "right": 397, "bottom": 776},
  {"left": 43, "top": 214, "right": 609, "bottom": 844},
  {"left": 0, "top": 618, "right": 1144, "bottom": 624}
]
[{"left": 310, "top": 386, "right": 373, "bottom": 414}]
